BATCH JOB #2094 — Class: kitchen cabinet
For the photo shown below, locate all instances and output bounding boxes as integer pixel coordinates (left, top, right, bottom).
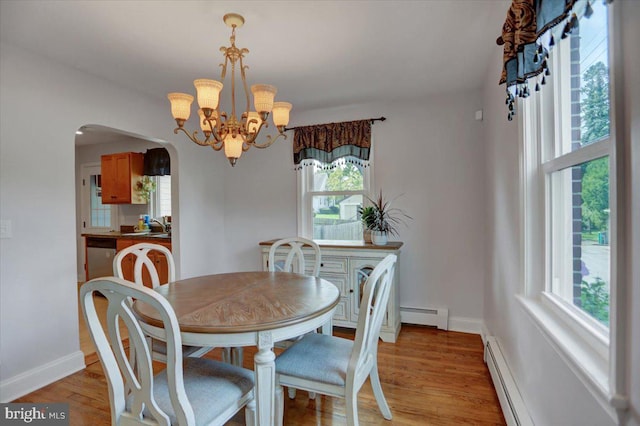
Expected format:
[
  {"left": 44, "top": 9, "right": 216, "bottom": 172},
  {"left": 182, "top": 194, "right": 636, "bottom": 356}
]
[
  {"left": 101, "top": 152, "right": 145, "bottom": 204},
  {"left": 260, "top": 240, "right": 402, "bottom": 342},
  {"left": 116, "top": 239, "right": 172, "bottom": 288}
]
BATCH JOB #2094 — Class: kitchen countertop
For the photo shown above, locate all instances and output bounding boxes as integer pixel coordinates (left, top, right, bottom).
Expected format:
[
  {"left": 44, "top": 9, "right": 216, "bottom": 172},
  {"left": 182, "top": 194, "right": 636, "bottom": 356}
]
[{"left": 82, "top": 231, "right": 172, "bottom": 242}]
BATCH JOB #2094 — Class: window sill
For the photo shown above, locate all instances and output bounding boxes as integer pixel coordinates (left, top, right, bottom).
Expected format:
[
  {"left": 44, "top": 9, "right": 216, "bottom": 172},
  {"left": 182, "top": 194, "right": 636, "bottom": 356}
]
[{"left": 516, "top": 295, "right": 622, "bottom": 421}]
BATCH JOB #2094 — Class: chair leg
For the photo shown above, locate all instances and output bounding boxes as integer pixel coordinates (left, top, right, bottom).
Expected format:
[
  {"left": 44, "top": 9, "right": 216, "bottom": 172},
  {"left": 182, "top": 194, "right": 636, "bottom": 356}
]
[
  {"left": 370, "top": 364, "right": 392, "bottom": 420},
  {"left": 345, "top": 390, "right": 359, "bottom": 426},
  {"left": 221, "top": 347, "right": 231, "bottom": 364},
  {"left": 245, "top": 398, "right": 256, "bottom": 426},
  {"left": 231, "top": 346, "right": 244, "bottom": 367},
  {"left": 275, "top": 384, "right": 284, "bottom": 426}
]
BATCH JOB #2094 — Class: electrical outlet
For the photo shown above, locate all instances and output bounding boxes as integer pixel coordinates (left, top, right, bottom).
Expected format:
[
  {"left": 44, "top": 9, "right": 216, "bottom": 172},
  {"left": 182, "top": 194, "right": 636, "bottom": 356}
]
[{"left": 0, "top": 220, "right": 12, "bottom": 239}]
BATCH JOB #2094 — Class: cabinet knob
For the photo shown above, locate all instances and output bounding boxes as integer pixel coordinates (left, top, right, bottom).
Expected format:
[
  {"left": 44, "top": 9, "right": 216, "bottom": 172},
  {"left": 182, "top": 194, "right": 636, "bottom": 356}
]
[
  {"left": 320, "top": 263, "right": 324, "bottom": 267},
  {"left": 110, "top": 195, "right": 117, "bottom": 199},
  {"left": 349, "top": 289, "right": 354, "bottom": 293}
]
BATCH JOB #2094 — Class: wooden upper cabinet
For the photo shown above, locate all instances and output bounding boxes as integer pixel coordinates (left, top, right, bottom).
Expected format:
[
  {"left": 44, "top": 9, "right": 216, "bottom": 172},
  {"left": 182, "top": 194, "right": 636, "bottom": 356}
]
[{"left": 101, "top": 152, "right": 145, "bottom": 204}]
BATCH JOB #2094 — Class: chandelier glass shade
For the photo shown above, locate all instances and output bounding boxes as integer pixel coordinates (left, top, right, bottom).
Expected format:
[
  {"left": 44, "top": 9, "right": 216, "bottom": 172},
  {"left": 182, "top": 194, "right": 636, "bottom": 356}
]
[{"left": 167, "top": 13, "right": 292, "bottom": 166}]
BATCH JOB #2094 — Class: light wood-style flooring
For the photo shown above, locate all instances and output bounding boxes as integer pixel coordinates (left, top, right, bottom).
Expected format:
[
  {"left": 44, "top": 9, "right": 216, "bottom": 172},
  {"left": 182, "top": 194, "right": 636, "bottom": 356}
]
[{"left": 17, "top": 317, "right": 506, "bottom": 425}]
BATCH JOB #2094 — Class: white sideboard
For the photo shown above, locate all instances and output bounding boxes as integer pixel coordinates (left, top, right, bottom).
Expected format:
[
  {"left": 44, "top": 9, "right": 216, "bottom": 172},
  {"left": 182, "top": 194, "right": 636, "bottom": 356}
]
[{"left": 259, "top": 239, "right": 402, "bottom": 343}]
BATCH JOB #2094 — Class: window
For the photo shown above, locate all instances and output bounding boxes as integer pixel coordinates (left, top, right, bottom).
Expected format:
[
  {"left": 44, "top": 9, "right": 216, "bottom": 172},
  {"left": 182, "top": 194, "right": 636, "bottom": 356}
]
[
  {"left": 149, "top": 175, "right": 172, "bottom": 219},
  {"left": 520, "top": 1, "right": 625, "bottom": 414},
  {"left": 89, "top": 174, "right": 112, "bottom": 228},
  {"left": 81, "top": 163, "right": 116, "bottom": 232},
  {"left": 298, "top": 157, "right": 371, "bottom": 242},
  {"left": 542, "top": 1, "right": 612, "bottom": 329}
]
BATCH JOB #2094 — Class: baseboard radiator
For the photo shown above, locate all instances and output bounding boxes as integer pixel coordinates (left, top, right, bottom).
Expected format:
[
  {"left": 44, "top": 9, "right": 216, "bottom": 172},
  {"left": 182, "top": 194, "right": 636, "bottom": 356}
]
[
  {"left": 484, "top": 337, "right": 533, "bottom": 426},
  {"left": 399, "top": 307, "right": 448, "bottom": 330}
]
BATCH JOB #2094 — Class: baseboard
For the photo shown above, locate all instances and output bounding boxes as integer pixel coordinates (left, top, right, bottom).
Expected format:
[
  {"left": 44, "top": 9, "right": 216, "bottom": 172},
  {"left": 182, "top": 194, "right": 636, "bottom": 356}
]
[
  {"left": 400, "top": 306, "right": 449, "bottom": 330},
  {"left": 0, "top": 351, "right": 85, "bottom": 402},
  {"left": 484, "top": 337, "right": 533, "bottom": 426},
  {"left": 448, "top": 316, "right": 484, "bottom": 334}
]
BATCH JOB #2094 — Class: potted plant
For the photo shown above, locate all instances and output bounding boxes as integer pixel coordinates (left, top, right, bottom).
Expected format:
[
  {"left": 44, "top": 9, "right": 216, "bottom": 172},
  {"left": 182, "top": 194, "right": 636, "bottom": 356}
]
[
  {"left": 358, "top": 205, "right": 376, "bottom": 243},
  {"left": 361, "top": 190, "right": 411, "bottom": 245},
  {"left": 136, "top": 176, "right": 156, "bottom": 202}
]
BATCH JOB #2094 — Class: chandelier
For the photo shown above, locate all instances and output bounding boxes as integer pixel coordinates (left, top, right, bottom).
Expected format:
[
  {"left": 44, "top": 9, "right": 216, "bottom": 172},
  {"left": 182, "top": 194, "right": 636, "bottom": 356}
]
[{"left": 167, "top": 13, "right": 292, "bottom": 167}]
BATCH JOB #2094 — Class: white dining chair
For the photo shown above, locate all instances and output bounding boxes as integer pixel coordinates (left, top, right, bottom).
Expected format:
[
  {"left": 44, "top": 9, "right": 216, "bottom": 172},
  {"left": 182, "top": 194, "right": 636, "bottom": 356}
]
[
  {"left": 268, "top": 237, "right": 325, "bottom": 399},
  {"left": 268, "top": 236, "right": 321, "bottom": 277},
  {"left": 274, "top": 254, "right": 397, "bottom": 426},
  {"left": 80, "top": 277, "right": 255, "bottom": 426},
  {"left": 113, "top": 242, "right": 214, "bottom": 361}
]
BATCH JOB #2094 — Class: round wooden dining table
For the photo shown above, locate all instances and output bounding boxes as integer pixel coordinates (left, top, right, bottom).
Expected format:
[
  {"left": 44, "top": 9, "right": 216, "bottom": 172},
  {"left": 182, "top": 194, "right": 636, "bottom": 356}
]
[{"left": 134, "top": 271, "right": 340, "bottom": 426}]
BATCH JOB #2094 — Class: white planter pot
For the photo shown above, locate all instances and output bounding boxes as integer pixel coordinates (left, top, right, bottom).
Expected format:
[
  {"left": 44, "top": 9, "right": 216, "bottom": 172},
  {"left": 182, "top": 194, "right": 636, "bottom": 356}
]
[{"left": 371, "top": 231, "right": 388, "bottom": 246}]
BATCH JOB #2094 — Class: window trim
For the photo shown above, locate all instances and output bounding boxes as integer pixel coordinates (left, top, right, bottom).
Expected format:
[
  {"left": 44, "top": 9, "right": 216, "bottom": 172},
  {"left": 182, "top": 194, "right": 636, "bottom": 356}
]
[{"left": 519, "top": 1, "right": 628, "bottom": 420}]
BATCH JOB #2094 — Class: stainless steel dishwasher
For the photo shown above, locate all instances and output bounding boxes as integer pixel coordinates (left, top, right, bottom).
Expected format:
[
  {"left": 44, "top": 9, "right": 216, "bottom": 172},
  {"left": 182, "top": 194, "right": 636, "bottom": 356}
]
[{"left": 86, "top": 237, "right": 117, "bottom": 280}]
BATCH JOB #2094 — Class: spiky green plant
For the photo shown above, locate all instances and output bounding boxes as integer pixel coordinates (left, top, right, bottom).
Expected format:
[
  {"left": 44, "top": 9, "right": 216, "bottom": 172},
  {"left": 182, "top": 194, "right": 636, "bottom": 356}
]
[{"left": 363, "top": 190, "right": 411, "bottom": 236}]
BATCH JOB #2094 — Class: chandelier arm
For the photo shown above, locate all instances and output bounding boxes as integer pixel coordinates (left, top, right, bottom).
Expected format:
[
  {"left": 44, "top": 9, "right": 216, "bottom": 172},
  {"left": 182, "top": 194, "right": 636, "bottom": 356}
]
[
  {"left": 205, "top": 116, "right": 224, "bottom": 141},
  {"left": 210, "top": 140, "right": 224, "bottom": 151},
  {"left": 173, "top": 127, "right": 212, "bottom": 146},
  {"left": 244, "top": 118, "right": 267, "bottom": 145},
  {"left": 252, "top": 132, "right": 287, "bottom": 149}
]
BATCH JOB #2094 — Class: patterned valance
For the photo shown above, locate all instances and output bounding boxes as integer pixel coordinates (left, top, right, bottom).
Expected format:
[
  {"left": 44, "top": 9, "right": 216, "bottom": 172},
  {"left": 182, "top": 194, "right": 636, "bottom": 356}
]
[
  {"left": 293, "top": 119, "right": 372, "bottom": 168},
  {"left": 498, "top": 0, "right": 608, "bottom": 120}
]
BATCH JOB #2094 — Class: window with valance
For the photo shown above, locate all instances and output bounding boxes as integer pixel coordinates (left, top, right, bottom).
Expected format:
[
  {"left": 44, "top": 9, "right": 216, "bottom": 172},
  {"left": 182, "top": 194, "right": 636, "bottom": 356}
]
[
  {"left": 508, "top": 0, "right": 629, "bottom": 415},
  {"left": 294, "top": 119, "right": 376, "bottom": 242}
]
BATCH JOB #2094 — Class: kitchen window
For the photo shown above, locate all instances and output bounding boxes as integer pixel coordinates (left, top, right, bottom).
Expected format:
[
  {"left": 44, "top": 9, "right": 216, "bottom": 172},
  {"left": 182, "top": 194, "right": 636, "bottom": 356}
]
[{"left": 150, "top": 175, "right": 171, "bottom": 219}]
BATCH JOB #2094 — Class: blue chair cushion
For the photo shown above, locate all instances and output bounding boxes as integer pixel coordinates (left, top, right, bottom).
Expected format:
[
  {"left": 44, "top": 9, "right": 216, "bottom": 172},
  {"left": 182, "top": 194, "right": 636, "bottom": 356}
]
[
  {"left": 127, "top": 357, "right": 254, "bottom": 425},
  {"left": 275, "top": 333, "right": 353, "bottom": 387}
]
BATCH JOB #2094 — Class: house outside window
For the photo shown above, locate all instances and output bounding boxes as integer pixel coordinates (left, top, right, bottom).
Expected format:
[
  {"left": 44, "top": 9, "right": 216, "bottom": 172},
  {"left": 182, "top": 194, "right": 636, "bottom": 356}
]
[{"left": 298, "top": 157, "right": 371, "bottom": 242}]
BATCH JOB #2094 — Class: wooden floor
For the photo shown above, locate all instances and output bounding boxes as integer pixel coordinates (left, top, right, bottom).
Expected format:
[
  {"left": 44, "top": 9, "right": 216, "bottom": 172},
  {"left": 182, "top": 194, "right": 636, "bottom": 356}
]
[{"left": 16, "top": 321, "right": 506, "bottom": 425}]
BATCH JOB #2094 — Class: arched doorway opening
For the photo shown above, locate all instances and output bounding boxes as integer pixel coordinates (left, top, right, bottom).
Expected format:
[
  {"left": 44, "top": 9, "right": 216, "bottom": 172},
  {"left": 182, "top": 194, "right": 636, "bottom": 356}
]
[{"left": 74, "top": 124, "right": 176, "bottom": 362}]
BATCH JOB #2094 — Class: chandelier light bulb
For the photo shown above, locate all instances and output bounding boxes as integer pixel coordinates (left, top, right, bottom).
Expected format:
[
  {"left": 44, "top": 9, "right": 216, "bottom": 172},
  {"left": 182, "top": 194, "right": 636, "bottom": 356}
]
[
  {"left": 168, "top": 93, "right": 194, "bottom": 121},
  {"left": 194, "top": 79, "right": 223, "bottom": 110},
  {"left": 251, "top": 84, "right": 277, "bottom": 113},
  {"left": 224, "top": 133, "right": 244, "bottom": 165},
  {"left": 272, "top": 102, "right": 292, "bottom": 127}
]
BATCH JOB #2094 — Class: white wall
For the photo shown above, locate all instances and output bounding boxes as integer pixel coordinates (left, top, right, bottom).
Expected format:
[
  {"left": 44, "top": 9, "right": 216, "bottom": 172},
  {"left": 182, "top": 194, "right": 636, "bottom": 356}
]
[
  {"left": 482, "top": 1, "right": 640, "bottom": 424},
  {"left": 222, "top": 93, "right": 488, "bottom": 329},
  {"left": 0, "top": 42, "right": 228, "bottom": 400}
]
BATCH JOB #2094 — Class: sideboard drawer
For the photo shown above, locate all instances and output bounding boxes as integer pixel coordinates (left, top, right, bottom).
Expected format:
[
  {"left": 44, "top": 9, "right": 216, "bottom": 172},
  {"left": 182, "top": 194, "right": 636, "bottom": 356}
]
[{"left": 305, "top": 256, "right": 348, "bottom": 274}]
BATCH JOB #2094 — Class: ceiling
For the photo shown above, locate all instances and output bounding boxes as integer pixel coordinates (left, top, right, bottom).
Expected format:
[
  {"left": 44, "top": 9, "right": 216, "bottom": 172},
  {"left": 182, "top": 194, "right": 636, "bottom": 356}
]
[{"left": 1, "top": 0, "right": 509, "bottom": 144}]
